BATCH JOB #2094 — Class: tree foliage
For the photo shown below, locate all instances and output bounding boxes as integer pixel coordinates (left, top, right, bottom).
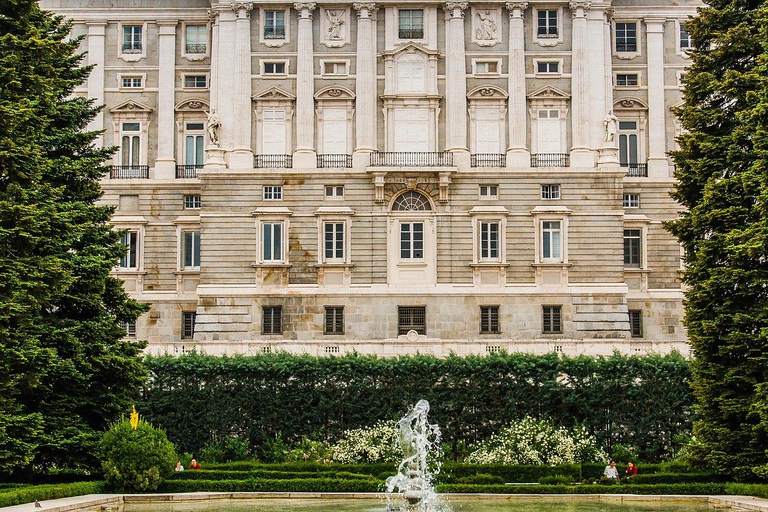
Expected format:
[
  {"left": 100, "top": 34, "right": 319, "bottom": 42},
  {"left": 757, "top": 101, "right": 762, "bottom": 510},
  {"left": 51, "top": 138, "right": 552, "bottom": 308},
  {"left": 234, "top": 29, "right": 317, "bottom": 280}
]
[
  {"left": 667, "top": 0, "right": 768, "bottom": 481},
  {"left": 141, "top": 352, "right": 692, "bottom": 462},
  {"left": 0, "top": 0, "right": 148, "bottom": 474}
]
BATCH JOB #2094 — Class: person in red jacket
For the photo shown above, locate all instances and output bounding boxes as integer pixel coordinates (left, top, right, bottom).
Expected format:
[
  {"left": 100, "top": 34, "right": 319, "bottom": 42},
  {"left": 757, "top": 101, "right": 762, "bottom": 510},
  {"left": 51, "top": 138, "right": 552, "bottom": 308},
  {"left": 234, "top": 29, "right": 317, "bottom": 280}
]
[
  {"left": 188, "top": 459, "right": 202, "bottom": 470},
  {"left": 625, "top": 461, "right": 638, "bottom": 477}
]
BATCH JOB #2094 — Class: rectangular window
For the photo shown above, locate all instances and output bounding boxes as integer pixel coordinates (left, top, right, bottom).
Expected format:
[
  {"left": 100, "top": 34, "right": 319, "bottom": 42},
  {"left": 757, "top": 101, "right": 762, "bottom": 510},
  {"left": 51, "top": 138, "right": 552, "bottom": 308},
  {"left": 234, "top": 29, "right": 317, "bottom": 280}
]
[
  {"left": 186, "top": 25, "right": 207, "bottom": 53},
  {"left": 120, "top": 320, "right": 136, "bottom": 337},
  {"left": 536, "top": 61, "right": 560, "bottom": 74},
  {"left": 120, "top": 123, "right": 141, "bottom": 167},
  {"left": 263, "top": 62, "right": 286, "bottom": 74},
  {"left": 616, "top": 73, "right": 639, "bottom": 86},
  {"left": 121, "top": 76, "right": 143, "bottom": 88},
  {"left": 480, "top": 306, "right": 500, "bottom": 334},
  {"left": 624, "top": 229, "right": 642, "bottom": 267},
  {"left": 541, "top": 184, "right": 561, "bottom": 200},
  {"left": 400, "top": 222, "right": 424, "bottom": 259},
  {"left": 398, "top": 9, "right": 424, "bottom": 39},
  {"left": 182, "top": 311, "right": 196, "bottom": 339},
  {"left": 479, "top": 221, "right": 500, "bottom": 260},
  {"left": 324, "top": 306, "right": 344, "bottom": 335},
  {"left": 679, "top": 23, "right": 691, "bottom": 49},
  {"left": 623, "top": 193, "right": 640, "bottom": 208},
  {"left": 119, "top": 231, "right": 138, "bottom": 269},
  {"left": 475, "top": 61, "right": 499, "bottom": 74},
  {"left": 618, "top": 121, "right": 639, "bottom": 166},
  {"left": 184, "top": 195, "right": 202, "bottom": 209},
  {"left": 616, "top": 22, "right": 637, "bottom": 52},
  {"left": 183, "top": 231, "right": 201, "bottom": 269},
  {"left": 264, "top": 10, "right": 286, "bottom": 38},
  {"left": 262, "top": 306, "right": 282, "bottom": 334},
  {"left": 262, "top": 222, "right": 283, "bottom": 262},
  {"left": 324, "top": 222, "right": 345, "bottom": 261},
  {"left": 122, "top": 25, "right": 142, "bottom": 53},
  {"left": 263, "top": 185, "right": 283, "bottom": 200},
  {"left": 537, "top": 10, "right": 558, "bottom": 37},
  {"left": 541, "top": 221, "right": 562, "bottom": 262},
  {"left": 398, "top": 306, "right": 426, "bottom": 335},
  {"left": 542, "top": 305, "right": 562, "bottom": 333},
  {"left": 479, "top": 185, "right": 498, "bottom": 200},
  {"left": 184, "top": 122, "right": 205, "bottom": 166},
  {"left": 325, "top": 185, "right": 344, "bottom": 199},
  {"left": 323, "top": 62, "right": 347, "bottom": 75},
  {"left": 184, "top": 75, "right": 207, "bottom": 88},
  {"left": 629, "top": 309, "right": 643, "bottom": 338}
]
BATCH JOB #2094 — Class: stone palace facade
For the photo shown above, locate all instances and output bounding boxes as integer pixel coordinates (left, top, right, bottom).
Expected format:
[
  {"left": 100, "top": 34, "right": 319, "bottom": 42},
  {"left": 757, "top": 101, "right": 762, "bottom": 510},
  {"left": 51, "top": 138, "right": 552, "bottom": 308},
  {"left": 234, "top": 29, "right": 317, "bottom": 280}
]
[{"left": 42, "top": 0, "right": 698, "bottom": 356}]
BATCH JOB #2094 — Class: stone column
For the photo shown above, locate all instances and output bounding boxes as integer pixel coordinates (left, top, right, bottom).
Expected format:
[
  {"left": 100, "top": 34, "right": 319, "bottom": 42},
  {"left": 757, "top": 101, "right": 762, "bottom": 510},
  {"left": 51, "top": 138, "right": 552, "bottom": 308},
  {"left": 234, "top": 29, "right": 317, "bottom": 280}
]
[
  {"left": 353, "top": 2, "right": 377, "bottom": 169},
  {"left": 293, "top": 2, "right": 317, "bottom": 169},
  {"left": 505, "top": 2, "right": 528, "bottom": 168},
  {"left": 206, "top": 10, "right": 226, "bottom": 169},
  {"left": 569, "top": 1, "right": 593, "bottom": 167},
  {"left": 229, "top": 2, "right": 254, "bottom": 169},
  {"left": 444, "top": 2, "right": 470, "bottom": 170},
  {"left": 597, "top": 8, "right": 620, "bottom": 168},
  {"left": 645, "top": 19, "right": 669, "bottom": 178},
  {"left": 86, "top": 23, "right": 106, "bottom": 147},
  {"left": 214, "top": 7, "right": 237, "bottom": 154},
  {"left": 586, "top": 8, "right": 609, "bottom": 150},
  {"left": 155, "top": 21, "right": 177, "bottom": 179}
]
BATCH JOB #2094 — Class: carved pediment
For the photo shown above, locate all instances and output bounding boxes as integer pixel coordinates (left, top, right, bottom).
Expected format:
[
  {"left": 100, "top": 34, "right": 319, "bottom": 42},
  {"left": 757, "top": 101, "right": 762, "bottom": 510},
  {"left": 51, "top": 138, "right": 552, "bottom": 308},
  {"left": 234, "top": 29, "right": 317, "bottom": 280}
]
[
  {"left": 109, "top": 99, "right": 153, "bottom": 113},
  {"left": 315, "top": 85, "right": 355, "bottom": 100},
  {"left": 252, "top": 87, "right": 296, "bottom": 102},
  {"left": 467, "top": 85, "right": 508, "bottom": 100},
  {"left": 526, "top": 85, "right": 570, "bottom": 101},
  {"left": 175, "top": 98, "right": 210, "bottom": 111},
  {"left": 614, "top": 97, "right": 648, "bottom": 110},
  {"left": 382, "top": 41, "right": 440, "bottom": 58}
]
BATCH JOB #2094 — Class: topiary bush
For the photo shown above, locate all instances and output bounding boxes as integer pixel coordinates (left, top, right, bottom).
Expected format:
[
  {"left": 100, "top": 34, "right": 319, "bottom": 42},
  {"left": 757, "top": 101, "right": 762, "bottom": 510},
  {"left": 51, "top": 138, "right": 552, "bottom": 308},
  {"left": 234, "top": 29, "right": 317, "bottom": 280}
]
[{"left": 100, "top": 416, "right": 177, "bottom": 491}]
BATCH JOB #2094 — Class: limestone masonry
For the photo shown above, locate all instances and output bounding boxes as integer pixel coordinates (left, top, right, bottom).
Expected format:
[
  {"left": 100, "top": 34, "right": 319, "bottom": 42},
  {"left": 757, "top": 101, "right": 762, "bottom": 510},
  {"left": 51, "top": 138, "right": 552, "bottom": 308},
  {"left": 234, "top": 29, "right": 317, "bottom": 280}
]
[{"left": 41, "top": 0, "right": 699, "bottom": 356}]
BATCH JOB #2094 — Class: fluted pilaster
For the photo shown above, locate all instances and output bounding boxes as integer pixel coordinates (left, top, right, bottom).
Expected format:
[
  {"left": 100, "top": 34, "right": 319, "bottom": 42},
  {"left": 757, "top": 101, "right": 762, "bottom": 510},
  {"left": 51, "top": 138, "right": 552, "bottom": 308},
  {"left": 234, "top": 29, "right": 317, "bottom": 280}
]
[
  {"left": 294, "top": 2, "right": 317, "bottom": 168},
  {"left": 506, "top": 2, "right": 528, "bottom": 167},
  {"left": 353, "top": 2, "right": 377, "bottom": 168}
]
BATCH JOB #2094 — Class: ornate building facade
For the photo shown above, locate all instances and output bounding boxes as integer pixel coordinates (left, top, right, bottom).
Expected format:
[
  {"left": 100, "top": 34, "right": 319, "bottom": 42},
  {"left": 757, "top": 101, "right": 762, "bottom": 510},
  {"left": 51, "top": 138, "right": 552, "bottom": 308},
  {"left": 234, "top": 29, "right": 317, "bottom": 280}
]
[{"left": 43, "top": 0, "right": 698, "bottom": 356}]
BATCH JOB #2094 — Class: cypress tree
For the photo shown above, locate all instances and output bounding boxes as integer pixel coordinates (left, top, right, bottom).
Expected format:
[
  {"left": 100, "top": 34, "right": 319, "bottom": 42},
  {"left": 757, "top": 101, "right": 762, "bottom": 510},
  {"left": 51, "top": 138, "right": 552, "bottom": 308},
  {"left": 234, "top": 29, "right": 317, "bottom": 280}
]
[
  {"left": 668, "top": 0, "right": 768, "bottom": 480},
  {"left": 0, "top": 0, "right": 148, "bottom": 474}
]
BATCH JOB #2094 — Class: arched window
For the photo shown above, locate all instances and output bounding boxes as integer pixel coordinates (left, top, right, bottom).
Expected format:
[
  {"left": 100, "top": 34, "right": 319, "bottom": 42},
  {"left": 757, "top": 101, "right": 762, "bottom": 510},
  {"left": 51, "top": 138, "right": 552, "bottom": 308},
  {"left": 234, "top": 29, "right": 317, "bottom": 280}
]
[{"left": 392, "top": 191, "right": 432, "bottom": 211}]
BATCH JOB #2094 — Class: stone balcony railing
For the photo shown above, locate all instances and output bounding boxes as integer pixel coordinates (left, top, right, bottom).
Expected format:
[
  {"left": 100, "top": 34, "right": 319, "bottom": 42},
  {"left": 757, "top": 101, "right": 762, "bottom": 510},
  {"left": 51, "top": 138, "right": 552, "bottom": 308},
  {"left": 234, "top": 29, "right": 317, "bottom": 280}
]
[
  {"left": 110, "top": 165, "right": 149, "bottom": 179},
  {"left": 254, "top": 154, "right": 292, "bottom": 168},
  {"left": 471, "top": 153, "right": 506, "bottom": 167},
  {"left": 369, "top": 152, "right": 453, "bottom": 167},
  {"left": 530, "top": 153, "right": 569, "bottom": 167}
]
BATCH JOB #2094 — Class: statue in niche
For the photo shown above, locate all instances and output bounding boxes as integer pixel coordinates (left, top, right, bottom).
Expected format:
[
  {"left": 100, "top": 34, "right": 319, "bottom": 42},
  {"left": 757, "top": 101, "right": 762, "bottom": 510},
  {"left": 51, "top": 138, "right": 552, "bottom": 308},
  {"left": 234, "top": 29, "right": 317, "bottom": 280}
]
[
  {"left": 326, "top": 10, "right": 345, "bottom": 39},
  {"left": 476, "top": 10, "right": 497, "bottom": 40},
  {"left": 603, "top": 110, "right": 619, "bottom": 142},
  {"left": 205, "top": 110, "right": 221, "bottom": 147}
]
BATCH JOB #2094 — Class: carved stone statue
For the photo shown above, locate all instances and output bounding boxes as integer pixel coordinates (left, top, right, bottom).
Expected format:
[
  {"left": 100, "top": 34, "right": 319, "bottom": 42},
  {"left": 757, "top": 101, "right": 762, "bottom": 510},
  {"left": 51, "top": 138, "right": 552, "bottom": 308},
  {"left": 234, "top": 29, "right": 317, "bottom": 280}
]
[
  {"left": 476, "top": 10, "right": 497, "bottom": 40},
  {"left": 326, "top": 9, "right": 345, "bottom": 39},
  {"left": 603, "top": 110, "right": 618, "bottom": 142},
  {"left": 206, "top": 110, "right": 221, "bottom": 147}
]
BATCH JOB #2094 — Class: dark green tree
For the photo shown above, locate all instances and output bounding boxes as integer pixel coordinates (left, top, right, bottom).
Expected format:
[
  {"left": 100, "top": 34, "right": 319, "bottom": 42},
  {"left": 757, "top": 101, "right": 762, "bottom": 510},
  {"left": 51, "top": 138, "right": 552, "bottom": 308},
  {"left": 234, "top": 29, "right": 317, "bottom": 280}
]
[
  {"left": 668, "top": 0, "right": 768, "bottom": 480},
  {"left": 0, "top": 0, "right": 148, "bottom": 474}
]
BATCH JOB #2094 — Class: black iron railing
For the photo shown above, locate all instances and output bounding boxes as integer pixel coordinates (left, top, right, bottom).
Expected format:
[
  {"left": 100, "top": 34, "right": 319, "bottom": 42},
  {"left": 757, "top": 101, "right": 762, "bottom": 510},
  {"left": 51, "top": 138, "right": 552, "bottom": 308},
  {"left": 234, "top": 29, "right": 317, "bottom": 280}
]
[
  {"left": 537, "top": 29, "right": 558, "bottom": 38},
  {"left": 398, "top": 28, "right": 424, "bottom": 39},
  {"left": 264, "top": 27, "right": 286, "bottom": 39},
  {"left": 622, "top": 163, "right": 648, "bottom": 177},
  {"left": 176, "top": 164, "right": 202, "bottom": 178},
  {"left": 254, "top": 154, "right": 292, "bottom": 168},
  {"left": 616, "top": 42, "right": 637, "bottom": 52},
  {"left": 471, "top": 154, "right": 506, "bottom": 167},
  {"left": 121, "top": 43, "right": 142, "bottom": 53},
  {"left": 317, "top": 154, "right": 352, "bottom": 168},
  {"left": 185, "top": 43, "right": 207, "bottom": 54},
  {"left": 110, "top": 165, "right": 149, "bottom": 179},
  {"left": 531, "top": 153, "right": 569, "bottom": 167},
  {"left": 369, "top": 152, "right": 453, "bottom": 167}
]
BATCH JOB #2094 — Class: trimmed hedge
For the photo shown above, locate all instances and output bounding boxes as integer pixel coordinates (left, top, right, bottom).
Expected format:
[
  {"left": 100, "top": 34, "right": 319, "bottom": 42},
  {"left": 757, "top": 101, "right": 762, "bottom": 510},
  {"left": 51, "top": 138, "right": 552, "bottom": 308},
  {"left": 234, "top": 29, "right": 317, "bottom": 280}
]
[
  {"left": 172, "top": 470, "right": 376, "bottom": 481},
  {"left": 204, "top": 461, "right": 395, "bottom": 474},
  {"left": 436, "top": 483, "right": 728, "bottom": 495},
  {"left": 441, "top": 463, "right": 582, "bottom": 483},
  {"left": 157, "top": 478, "right": 381, "bottom": 493},
  {"left": 0, "top": 482, "right": 106, "bottom": 508},
  {"left": 726, "top": 484, "right": 768, "bottom": 499},
  {"left": 625, "top": 473, "right": 723, "bottom": 485}
]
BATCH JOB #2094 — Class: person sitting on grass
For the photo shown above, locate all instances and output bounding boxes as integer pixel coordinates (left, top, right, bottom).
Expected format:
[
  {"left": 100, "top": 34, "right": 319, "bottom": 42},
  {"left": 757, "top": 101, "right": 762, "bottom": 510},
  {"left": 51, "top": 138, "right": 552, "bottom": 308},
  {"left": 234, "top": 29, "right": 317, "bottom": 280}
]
[
  {"left": 188, "top": 458, "right": 202, "bottom": 470},
  {"left": 604, "top": 460, "right": 620, "bottom": 483}
]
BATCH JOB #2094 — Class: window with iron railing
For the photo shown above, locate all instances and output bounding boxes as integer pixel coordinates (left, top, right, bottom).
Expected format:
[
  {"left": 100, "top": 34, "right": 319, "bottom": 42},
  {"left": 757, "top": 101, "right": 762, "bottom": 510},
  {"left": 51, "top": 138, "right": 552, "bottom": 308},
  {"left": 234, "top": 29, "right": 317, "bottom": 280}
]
[
  {"left": 398, "top": 9, "right": 424, "bottom": 39},
  {"left": 542, "top": 305, "right": 562, "bottom": 333},
  {"left": 398, "top": 306, "right": 426, "bottom": 335},
  {"left": 537, "top": 10, "right": 558, "bottom": 37},
  {"left": 616, "top": 22, "right": 637, "bottom": 52},
  {"left": 185, "top": 25, "right": 207, "bottom": 53},
  {"left": 264, "top": 11, "right": 286, "bottom": 38},
  {"left": 122, "top": 25, "right": 142, "bottom": 53}
]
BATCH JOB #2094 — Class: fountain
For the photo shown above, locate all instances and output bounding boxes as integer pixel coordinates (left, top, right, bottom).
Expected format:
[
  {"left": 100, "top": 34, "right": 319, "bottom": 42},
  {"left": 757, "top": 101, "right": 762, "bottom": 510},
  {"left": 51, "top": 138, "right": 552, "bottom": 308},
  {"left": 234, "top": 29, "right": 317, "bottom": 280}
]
[{"left": 385, "top": 400, "right": 448, "bottom": 512}]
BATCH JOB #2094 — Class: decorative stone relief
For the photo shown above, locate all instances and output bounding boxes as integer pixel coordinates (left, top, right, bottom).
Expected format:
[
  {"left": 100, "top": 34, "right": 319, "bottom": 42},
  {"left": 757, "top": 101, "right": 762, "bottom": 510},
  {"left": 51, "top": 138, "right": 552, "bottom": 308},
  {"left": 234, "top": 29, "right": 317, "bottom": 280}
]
[
  {"left": 321, "top": 7, "right": 350, "bottom": 47},
  {"left": 472, "top": 7, "right": 502, "bottom": 47}
]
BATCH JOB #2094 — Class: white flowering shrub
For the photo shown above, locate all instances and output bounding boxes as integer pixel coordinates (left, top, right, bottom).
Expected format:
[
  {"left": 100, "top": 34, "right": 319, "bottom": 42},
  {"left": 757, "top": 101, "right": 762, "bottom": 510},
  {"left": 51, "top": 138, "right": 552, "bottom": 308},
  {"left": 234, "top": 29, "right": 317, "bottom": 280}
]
[
  {"left": 332, "top": 420, "right": 403, "bottom": 463},
  {"left": 466, "top": 417, "right": 608, "bottom": 465}
]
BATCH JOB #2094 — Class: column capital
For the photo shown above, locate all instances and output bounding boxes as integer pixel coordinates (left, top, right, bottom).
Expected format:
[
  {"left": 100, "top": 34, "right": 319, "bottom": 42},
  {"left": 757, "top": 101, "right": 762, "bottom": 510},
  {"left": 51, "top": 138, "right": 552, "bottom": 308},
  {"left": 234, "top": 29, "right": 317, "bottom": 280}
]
[
  {"left": 505, "top": 2, "right": 528, "bottom": 18},
  {"left": 231, "top": 3, "right": 253, "bottom": 18},
  {"left": 604, "top": 7, "right": 614, "bottom": 22},
  {"left": 644, "top": 18, "right": 666, "bottom": 31},
  {"left": 353, "top": 2, "right": 376, "bottom": 18},
  {"left": 569, "top": 1, "right": 592, "bottom": 17},
  {"left": 294, "top": 2, "right": 317, "bottom": 18},
  {"left": 157, "top": 21, "right": 178, "bottom": 35},
  {"left": 444, "top": 2, "right": 468, "bottom": 17}
]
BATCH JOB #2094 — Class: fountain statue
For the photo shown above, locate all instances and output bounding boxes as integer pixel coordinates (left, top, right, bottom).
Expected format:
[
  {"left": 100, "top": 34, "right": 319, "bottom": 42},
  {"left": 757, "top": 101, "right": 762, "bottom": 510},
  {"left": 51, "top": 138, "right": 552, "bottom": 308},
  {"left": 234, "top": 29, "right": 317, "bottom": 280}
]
[{"left": 385, "top": 400, "right": 448, "bottom": 512}]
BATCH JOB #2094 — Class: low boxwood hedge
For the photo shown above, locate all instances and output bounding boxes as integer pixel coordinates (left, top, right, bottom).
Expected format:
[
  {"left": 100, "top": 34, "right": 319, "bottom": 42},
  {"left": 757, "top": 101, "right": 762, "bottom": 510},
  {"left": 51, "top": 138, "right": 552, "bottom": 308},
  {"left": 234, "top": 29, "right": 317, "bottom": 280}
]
[
  {"left": 172, "top": 470, "right": 376, "bottom": 481},
  {"left": 625, "top": 473, "right": 723, "bottom": 485},
  {"left": 436, "top": 483, "right": 728, "bottom": 495},
  {"left": 726, "top": 484, "right": 768, "bottom": 499},
  {"left": 441, "top": 463, "right": 582, "bottom": 483},
  {"left": 0, "top": 482, "right": 106, "bottom": 508},
  {"left": 158, "top": 478, "right": 382, "bottom": 493}
]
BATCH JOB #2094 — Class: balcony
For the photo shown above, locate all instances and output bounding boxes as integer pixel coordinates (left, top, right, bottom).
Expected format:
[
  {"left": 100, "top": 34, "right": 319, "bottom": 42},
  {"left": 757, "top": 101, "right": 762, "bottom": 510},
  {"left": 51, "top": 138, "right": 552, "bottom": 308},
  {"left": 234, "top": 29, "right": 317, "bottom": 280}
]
[
  {"left": 264, "top": 27, "right": 286, "bottom": 39},
  {"left": 176, "top": 164, "right": 202, "bottom": 178},
  {"left": 254, "top": 154, "right": 292, "bottom": 168},
  {"left": 471, "top": 154, "right": 506, "bottom": 167},
  {"left": 369, "top": 152, "right": 453, "bottom": 167},
  {"left": 616, "top": 42, "right": 637, "bottom": 52},
  {"left": 121, "top": 43, "right": 142, "bottom": 54},
  {"left": 622, "top": 163, "right": 648, "bottom": 177},
  {"left": 398, "top": 28, "right": 424, "bottom": 39},
  {"left": 537, "top": 29, "right": 558, "bottom": 38},
  {"left": 110, "top": 165, "right": 149, "bottom": 179},
  {"left": 531, "top": 153, "right": 569, "bottom": 167},
  {"left": 185, "top": 43, "right": 207, "bottom": 54},
  {"left": 317, "top": 154, "right": 352, "bottom": 168}
]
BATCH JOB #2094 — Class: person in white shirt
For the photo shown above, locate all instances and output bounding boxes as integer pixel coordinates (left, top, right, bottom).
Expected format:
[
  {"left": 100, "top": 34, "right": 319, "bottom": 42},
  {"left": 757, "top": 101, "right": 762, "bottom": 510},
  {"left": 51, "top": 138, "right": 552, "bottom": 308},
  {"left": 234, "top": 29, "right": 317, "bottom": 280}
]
[{"left": 604, "top": 460, "right": 620, "bottom": 482}]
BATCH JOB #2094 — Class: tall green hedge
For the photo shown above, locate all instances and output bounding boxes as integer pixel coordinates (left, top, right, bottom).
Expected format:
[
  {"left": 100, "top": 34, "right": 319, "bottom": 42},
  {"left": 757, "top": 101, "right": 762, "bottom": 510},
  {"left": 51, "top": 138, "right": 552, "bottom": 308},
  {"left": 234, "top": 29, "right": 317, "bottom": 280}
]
[{"left": 141, "top": 352, "right": 692, "bottom": 462}]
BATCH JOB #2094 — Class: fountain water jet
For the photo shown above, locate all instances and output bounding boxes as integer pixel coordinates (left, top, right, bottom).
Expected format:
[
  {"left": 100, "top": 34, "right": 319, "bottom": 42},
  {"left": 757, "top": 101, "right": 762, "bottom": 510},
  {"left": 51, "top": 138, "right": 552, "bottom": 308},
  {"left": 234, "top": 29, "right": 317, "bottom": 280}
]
[{"left": 385, "top": 400, "right": 448, "bottom": 512}]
